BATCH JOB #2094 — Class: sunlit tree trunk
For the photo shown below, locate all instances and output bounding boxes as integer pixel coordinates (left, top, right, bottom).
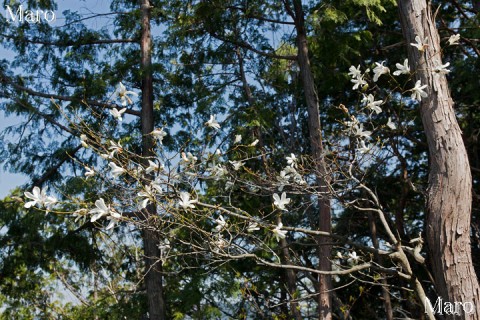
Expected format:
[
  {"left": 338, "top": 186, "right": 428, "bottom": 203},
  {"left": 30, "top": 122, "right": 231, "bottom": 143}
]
[
  {"left": 398, "top": 1, "right": 480, "bottom": 318},
  {"left": 140, "top": 0, "right": 166, "bottom": 319}
]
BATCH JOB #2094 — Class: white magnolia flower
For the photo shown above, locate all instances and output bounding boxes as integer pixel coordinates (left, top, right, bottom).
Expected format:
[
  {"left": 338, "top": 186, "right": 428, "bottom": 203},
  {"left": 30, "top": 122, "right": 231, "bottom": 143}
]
[
  {"left": 372, "top": 61, "right": 389, "bottom": 82},
  {"left": 386, "top": 117, "right": 397, "bottom": 130},
  {"left": 433, "top": 62, "right": 450, "bottom": 75},
  {"left": 357, "top": 140, "right": 372, "bottom": 154},
  {"left": 151, "top": 128, "right": 167, "bottom": 144},
  {"left": 362, "top": 94, "right": 383, "bottom": 114},
  {"left": 348, "top": 65, "right": 362, "bottom": 79},
  {"left": 410, "top": 35, "right": 428, "bottom": 52},
  {"left": 247, "top": 222, "right": 260, "bottom": 232},
  {"left": 348, "top": 251, "right": 360, "bottom": 264},
  {"left": 208, "top": 163, "right": 228, "bottom": 179},
  {"left": 178, "top": 192, "right": 197, "bottom": 210},
  {"left": 286, "top": 153, "right": 298, "bottom": 168},
  {"left": 272, "top": 222, "right": 287, "bottom": 242},
  {"left": 411, "top": 80, "right": 428, "bottom": 101},
  {"left": 80, "top": 134, "right": 89, "bottom": 148},
  {"left": 181, "top": 152, "right": 197, "bottom": 164},
  {"left": 234, "top": 134, "right": 242, "bottom": 144},
  {"left": 249, "top": 139, "right": 259, "bottom": 147},
  {"left": 109, "top": 162, "right": 126, "bottom": 177},
  {"left": 229, "top": 160, "right": 244, "bottom": 171},
  {"left": 351, "top": 76, "right": 367, "bottom": 90},
  {"left": 213, "top": 215, "right": 227, "bottom": 232},
  {"left": 108, "top": 140, "right": 123, "bottom": 157},
  {"left": 150, "top": 179, "right": 163, "bottom": 194},
  {"left": 90, "top": 198, "right": 121, "bottom": 225},
  {"left": 145, "top": 160, "right": 162, "bottom": 174},
  {"left": 273, "top": 192, "right": 291, "bottom": 211},
  {"left": 393, "top": 58, "right": 410, "bottom": 76},
  {"left": 109, "top": 107, "right": 127, "bottom": 122},
  {"left": 24, "top": 186, "right": 57, "bottom": 209},
  {"left": 447, "top": 34, "right": 460, "bottom": 46},
  {"left": 205, "top": 114, "right": 221, "bottom": 130},
  {"left": 114, "top": 82, "right": 138, "bottom": 106},
  {"left": 336, "top": 252, "right": 344, "bottom": 259},
  {"left": 84, "top": 166, "right": 95, "bottom": 178},
  {"left": 353, "top": 123, "right": 372, "bottom": 139}
]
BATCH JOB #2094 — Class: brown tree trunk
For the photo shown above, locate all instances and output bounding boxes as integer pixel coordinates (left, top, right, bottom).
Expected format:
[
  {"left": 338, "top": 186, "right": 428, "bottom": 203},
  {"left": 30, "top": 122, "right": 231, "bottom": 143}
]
[
  {"left": 140, "top": 1, "right": 166, "bottom": 319},
  {"left": 288, "top": 0, "right": 332, "bottom": 318},
  {"left": 398, "top": 1, "right": 480, "bottom": 318}
]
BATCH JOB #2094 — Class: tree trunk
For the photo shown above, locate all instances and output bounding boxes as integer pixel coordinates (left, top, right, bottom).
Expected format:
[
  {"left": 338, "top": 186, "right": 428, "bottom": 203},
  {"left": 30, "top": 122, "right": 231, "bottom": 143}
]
[
  {"left": 289, "top": 1, "right": 332, "bottom": 318},
  {"left": 398, "top": 1, "right": 480, "bottom": 318},
  {"left": 140, "top": 0, "right": 166, "bottom": 319}
]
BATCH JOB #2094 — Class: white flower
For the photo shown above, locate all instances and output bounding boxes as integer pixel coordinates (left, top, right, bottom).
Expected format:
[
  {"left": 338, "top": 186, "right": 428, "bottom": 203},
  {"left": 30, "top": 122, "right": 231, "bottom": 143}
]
[
  {"left": 105, "top": 214, "right": 121, "bottom": 230},
  {"left": 84, "top": 166, "right": 95, "bottom": 178},
  {"left": 351, "top": 76, "right": 367, "bottom": 90},
  {"left": 213, "top": 215, "right": 227, "bottom": 232},
  {"left": 178, "top": 192, "right": 197, "bottom": 210},
  {"left": 181, "top": 152, "right": 197, "bottom": 164},
  {"left": 336, "top": 252, "right": 344, "bottom": 259},
  {"left": 247, "top": 222, "right": 260, "bottom": 232},
  {"left": 411, "top": 80, "right": 428, "bottom": 101},
  {"left": 357, "top": 140, "right": 373, "bottom": 154},
  {"left": 109, "top": 108, "right": 127, "bottom": 121},
  {"left": 24, "top": 186, "right": 57, "bottom": 209},
  {"left": 80, "top": 134, "right": 89, "bottom": 148},
  {"left": 273, "top": 192, "right": 291, "bottom": 211},
  {"left": 348, "top": 251, "right": 360, "bottom": 264},
  {"left": 234, "top": 134, "right": 242, "bottom": 144},
  {"left": 109, "top": 162, "right": 126, "bottom": 177},
  {"left": 229, "top": 160, "right": 244, "bottom": 171},
  {"left": 393, "top": 58, "right": 410, "bottom": 76},
  {"left": 362, "top": 94, "right": 383, "bottom": 114},
  {"left": 205, "top": 114, "right": 221, "bottom": 130},
  {"left": 150, "top": 179, "right": 163, "bottom": 194},
  {"left": 114, "top": 82, "right": 138, "bottom": 106},
  {"left": 145, "top": 160, "right": 162, "bottom": 174},
  {"left": 151, "top": 128, "right": 167, "bottom": 144},
  {"left": 433, "top": 62, "right": 450, "bottom": 75},
  {"left": 286, "top": 153, "right": 298, "bottom": 168},
  {"left": 108, "top": 140, "right": 123, "bottom": 157},
  {"left": 447, "top": 34, "right": 460, "bottom": 46},
  {"left": 272, "top": 222, "right": 287, "bottom": 242},
  {"left": 208, "top": 163, "right": 228, "bottom": 179},
  {"left": 90, "top": 198, "right": 121, "bottom": 223},
  {"left": 353, "top": 123, "right": 372, "bottom": 139},
  {"left": 249, "top": 139, "right": 259, "bottom": 147},
  {"left": 348, "top": 65, "right": 362, "bottom": 79},
  {"left": 410, "top": 35, "right": 428, "bottom": 52},
  {"left": 372, "top": 61, "right": 389, "bottom": 82},
  {"left": 386, "top": 117, "right": 396, "bottom": 130}
]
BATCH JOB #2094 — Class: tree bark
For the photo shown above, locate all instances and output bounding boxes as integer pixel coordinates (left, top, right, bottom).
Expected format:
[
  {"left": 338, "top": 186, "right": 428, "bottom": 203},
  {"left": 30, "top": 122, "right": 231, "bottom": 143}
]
[
  {"left": 288, "top": 1, "right": 332, "bottom": 318},
  {"left": 398, "top": 1, "right": 480, "bottom": 318},
  {"left": 140, "top": 0, "right": 166, "bottom": 319}
]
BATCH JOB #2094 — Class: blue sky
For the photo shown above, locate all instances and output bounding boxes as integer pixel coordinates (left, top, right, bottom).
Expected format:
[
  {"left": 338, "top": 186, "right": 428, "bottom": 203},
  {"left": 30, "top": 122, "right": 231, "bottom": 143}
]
[{"left": 0, "top": 1, "right": 112, "bottom": 198}]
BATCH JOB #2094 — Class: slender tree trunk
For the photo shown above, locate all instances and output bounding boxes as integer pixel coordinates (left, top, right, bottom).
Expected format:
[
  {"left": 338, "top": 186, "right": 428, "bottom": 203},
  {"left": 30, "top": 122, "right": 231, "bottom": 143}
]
[
  {"left": 288, "top": 1, "right": 332, "bottom": 318},
  {"left": 398, "top": 1, "right": 480, "bottom": 318},
  {"left": 140, "top": 1, "right": 166, "bottom": 319}
]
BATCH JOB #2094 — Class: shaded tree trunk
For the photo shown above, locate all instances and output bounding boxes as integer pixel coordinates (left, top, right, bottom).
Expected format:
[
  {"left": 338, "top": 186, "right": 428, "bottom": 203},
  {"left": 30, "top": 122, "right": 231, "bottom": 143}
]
[
  {"left": 140, "top": 0, "right": 166, "bottom": 319},
  {"left": 398, "top": 1, "right": 480, "bottom": 318},
  {"left": 287, "top": 0, "right": 332, "bottom": 318}
]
